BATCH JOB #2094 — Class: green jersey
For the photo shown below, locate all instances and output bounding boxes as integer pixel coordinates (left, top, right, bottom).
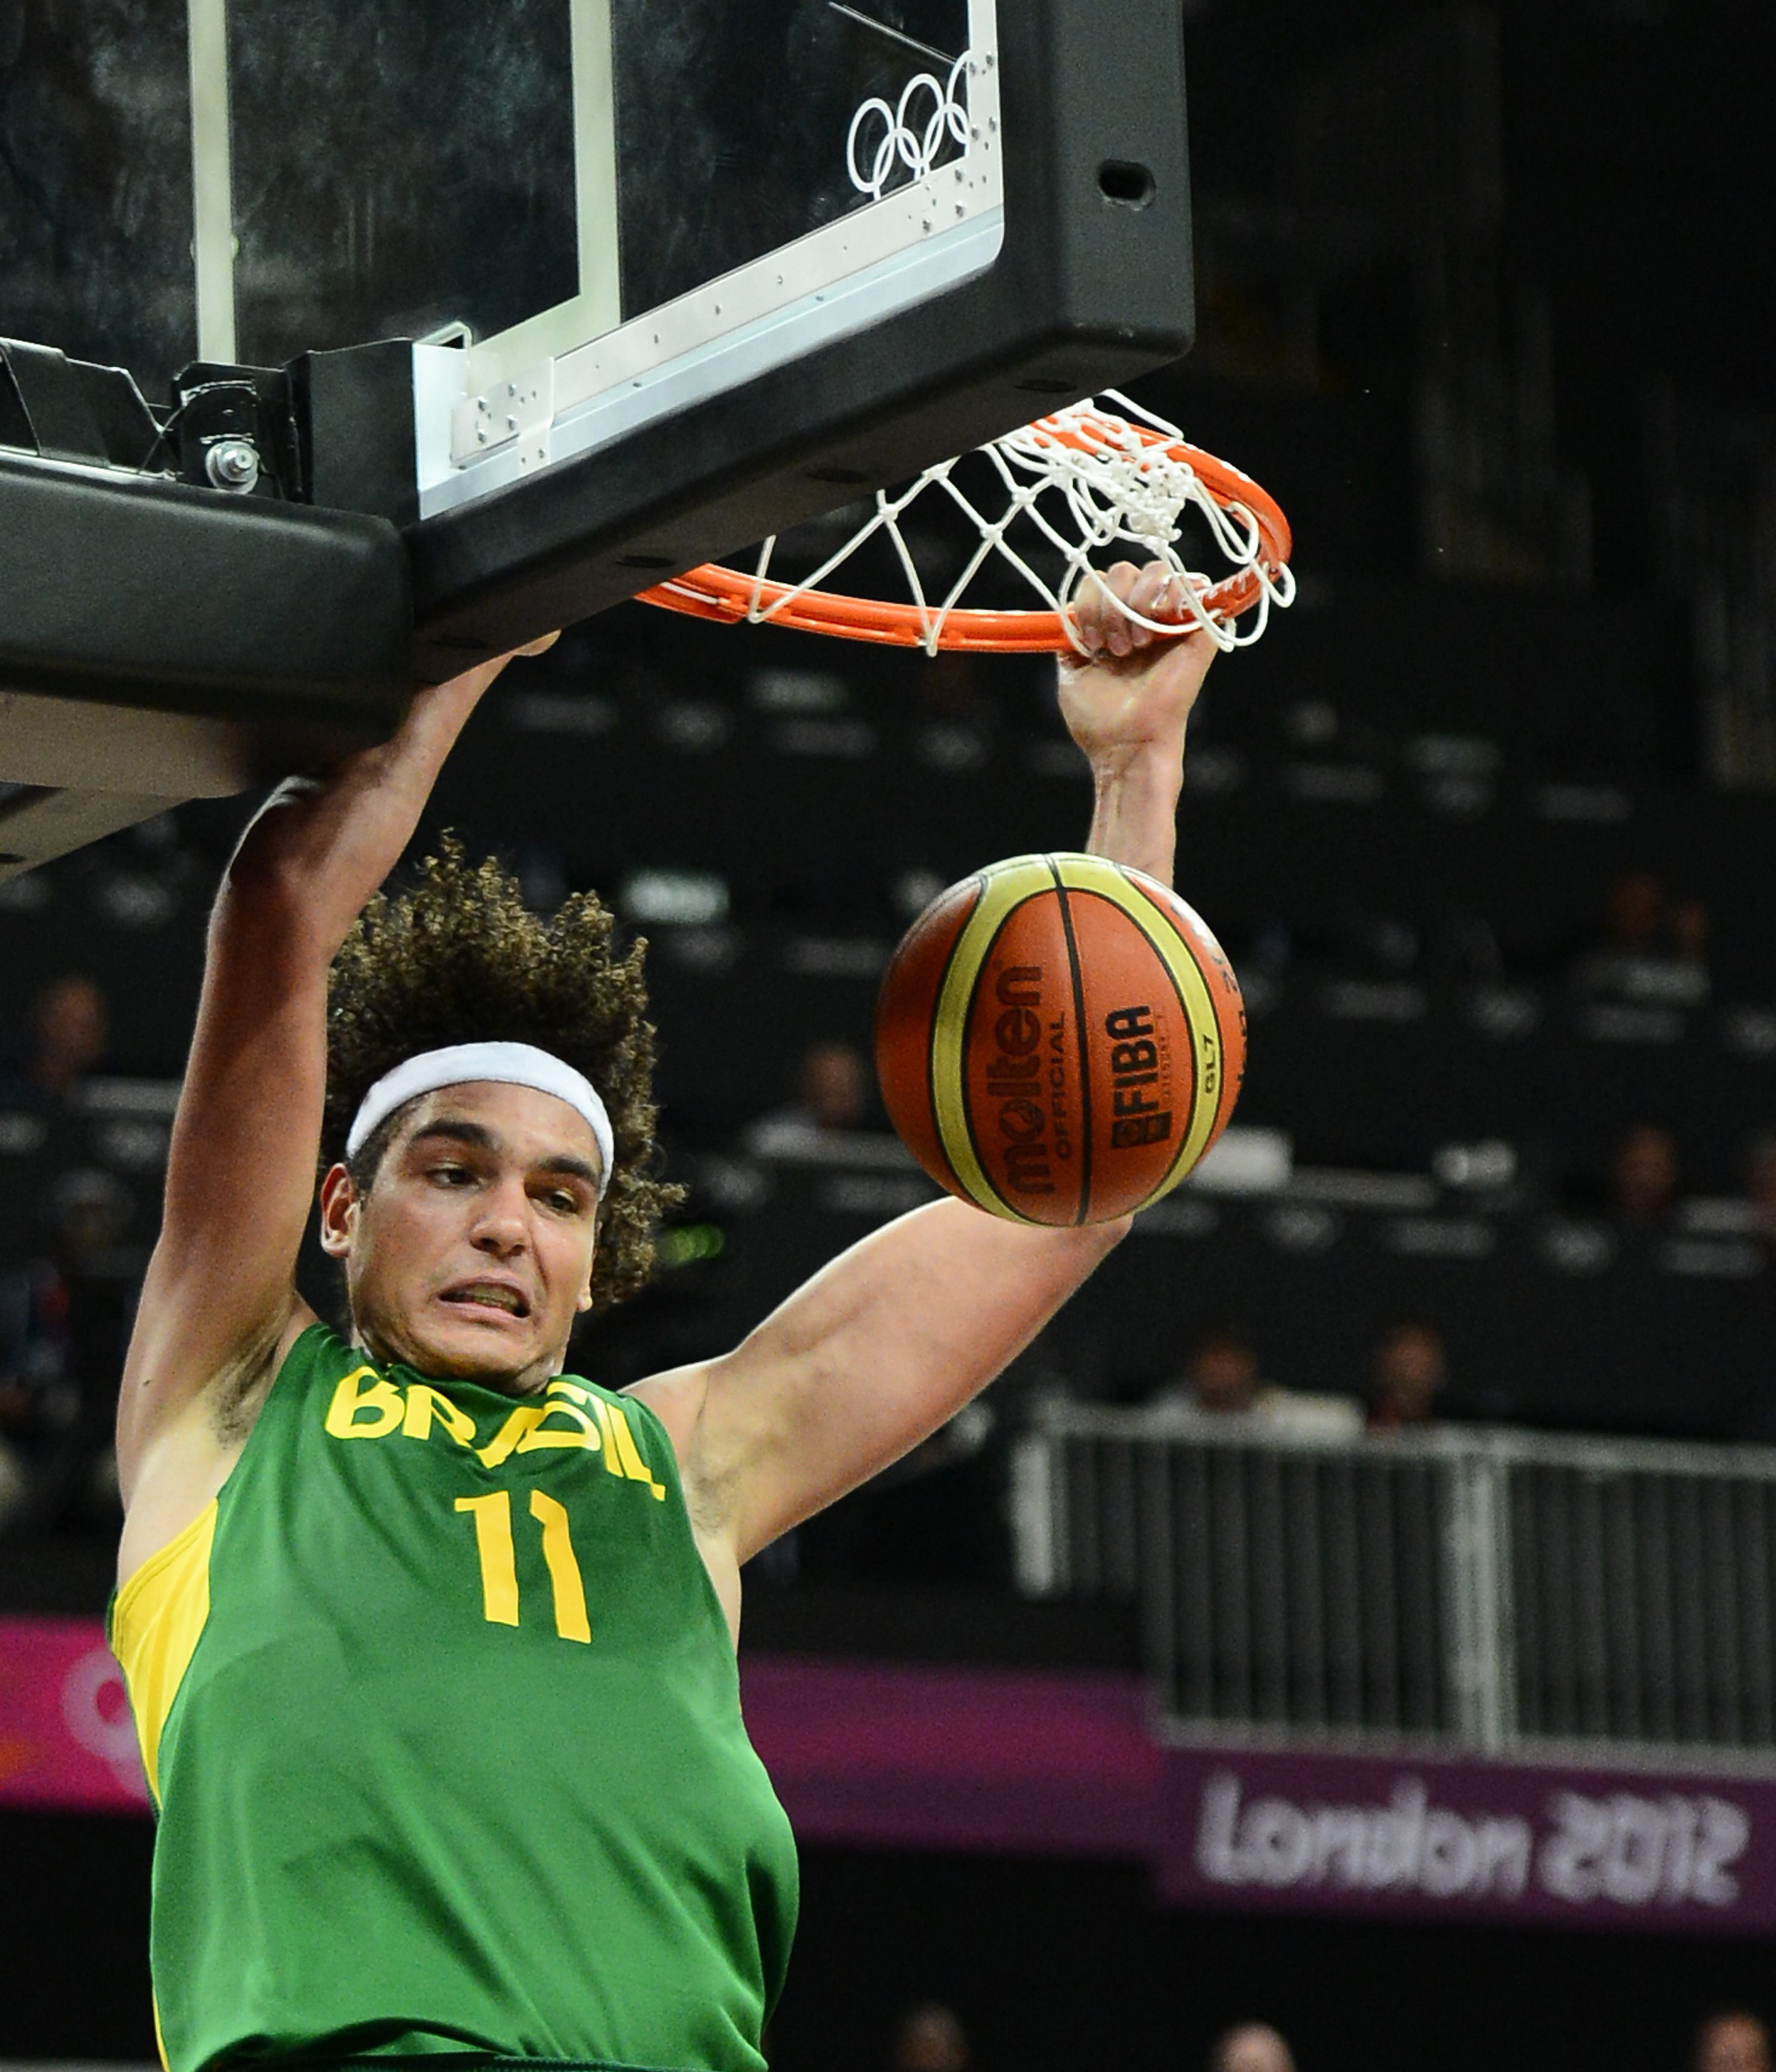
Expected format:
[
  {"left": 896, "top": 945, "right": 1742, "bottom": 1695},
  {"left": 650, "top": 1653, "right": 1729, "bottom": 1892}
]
[{"left": 111, "top": 1323, "right": 797, "bottom": 2072}]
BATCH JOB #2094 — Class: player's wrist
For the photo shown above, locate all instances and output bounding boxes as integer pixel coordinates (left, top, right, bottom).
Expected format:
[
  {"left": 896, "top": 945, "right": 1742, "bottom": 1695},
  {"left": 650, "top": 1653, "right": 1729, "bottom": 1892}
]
[{"left": 1085, "top": 732, "right": 1188, "bottom": 794}]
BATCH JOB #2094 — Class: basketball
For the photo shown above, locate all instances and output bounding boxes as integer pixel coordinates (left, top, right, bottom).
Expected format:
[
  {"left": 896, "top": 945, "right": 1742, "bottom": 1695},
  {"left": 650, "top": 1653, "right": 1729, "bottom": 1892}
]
[{"left": 874, "top": 853, "right": 1246, "bottom": 1227}]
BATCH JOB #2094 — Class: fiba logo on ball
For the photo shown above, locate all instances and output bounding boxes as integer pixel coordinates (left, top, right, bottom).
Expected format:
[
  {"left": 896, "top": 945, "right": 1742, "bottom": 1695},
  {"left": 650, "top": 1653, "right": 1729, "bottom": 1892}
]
[
  {"left": 1104, "top": 1003, "right": 1173, "bottom": 1149},
  {"left": 875, "top": 854, "right": 1245, "bottom": 1226}
]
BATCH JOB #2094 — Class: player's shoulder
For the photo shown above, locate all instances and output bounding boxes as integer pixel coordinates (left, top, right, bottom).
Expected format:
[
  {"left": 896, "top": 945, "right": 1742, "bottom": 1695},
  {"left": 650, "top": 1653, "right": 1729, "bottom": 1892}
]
[
  {"left": 622, "top": 1360, "right": 715, "bottom": 1470},
  {"left": 555, "top": 1365, "right": 636, "bottom": 1407},
  {"left": 116, "top": 1302, "right": 326, "bottom": 1587}
]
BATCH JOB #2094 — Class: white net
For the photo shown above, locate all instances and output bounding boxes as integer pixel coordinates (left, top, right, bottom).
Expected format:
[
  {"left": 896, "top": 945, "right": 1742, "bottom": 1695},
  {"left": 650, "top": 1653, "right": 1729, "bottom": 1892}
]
[{"left": 722, "top": 391, "right": 1296, "bottom": 656}]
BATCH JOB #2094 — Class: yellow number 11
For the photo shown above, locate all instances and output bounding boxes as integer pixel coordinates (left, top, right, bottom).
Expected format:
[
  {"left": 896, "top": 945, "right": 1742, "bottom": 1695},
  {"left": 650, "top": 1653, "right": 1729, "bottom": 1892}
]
[{"left": 454, "top": 1490, "right": 591, "bottom": 1644}]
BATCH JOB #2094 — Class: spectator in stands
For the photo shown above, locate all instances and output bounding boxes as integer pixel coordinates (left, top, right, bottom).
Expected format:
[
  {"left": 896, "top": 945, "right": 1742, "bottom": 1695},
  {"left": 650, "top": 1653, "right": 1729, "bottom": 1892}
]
[
  {"left": 1746, "top": 1136, "right": 1776, "bottom": 1259},
  {"left": 0, "top": 1259, "right": 73, "bottom": 1533},
  {"left": 26, "top": 974, "right": 108, "bottom": 1093},
  {"left": 1174, "top": 1326, "right": 1262, "bottom": 1413},
  {"left": 1692, "top": 2010, "right": 1773, "bottom": 2072},
  {"left": 798, "top": 1041, "right": 868, "bottom": 1129},
  {"left": 0, "top": 974, "right": 110, "bottom": 1228},
  {"left": 1210, "top": 2021, "right": 1296, "bottom": 2072},
  {"left": 1, "top": 974, "right": 111, "bottom": 1206},
  {"left": 0, "top": 969, "right": 109, "bottom": 1201},
  {"left": 1368, "top": 1321, "right": 1447, "bottom": 1431},
  {"left": 1601, "top": 868, "right": 1663, "bottom": 951},
  {"left": 1671, "top": 895, "right": 1712, "bottom": 972},
  {"left": 0, "top": 978, "right": 110, "bottom": 1532},
  {"left": 890, "top": 2001, "right": 971, "bottom": 2072},
  {"left": 1610, "top": 1123, "right": 1681, "bottom": 1227},
  {"left": 1153, "top": 1327, "right": 1361, "bottom": 1438},
  {"left": 745, "top": 1039, "right": 905, "bottom": 1162},
  {"left": 1576, "top": 871, "right": 1710, "bottom": 1007}
]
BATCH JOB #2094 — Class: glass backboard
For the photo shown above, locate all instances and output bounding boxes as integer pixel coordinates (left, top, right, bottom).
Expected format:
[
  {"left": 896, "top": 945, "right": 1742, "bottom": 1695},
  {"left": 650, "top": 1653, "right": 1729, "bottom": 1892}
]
[
  {"left": 223, "top": 0, "right": 581, "bottom": 365},
  {"left": 0, "top": 0, "right": 196, "bottom": 397},
  {"left": 2, "top": 0, "right": 1192, "bottom": 700},
  {"left": 213, "top": 0, "right": 992, "bottom": 390},
  {"left": 1, "top": 0, "right": 1002, "bottom": 512}
]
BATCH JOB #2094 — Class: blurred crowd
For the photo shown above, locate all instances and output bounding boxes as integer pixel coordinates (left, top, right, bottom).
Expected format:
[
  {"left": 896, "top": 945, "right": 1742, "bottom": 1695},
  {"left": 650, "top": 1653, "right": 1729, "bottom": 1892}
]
[
  {"left": 0, "top": 975, "right": 146, "bottom": 1537},
  {"left": 865, "top": 2000, "right": 1774, "bottom": 2069},
  {"left": 1147, "top": 1318, "right": 1449, "bottom": 1437},
  {"left": 7, "top": 992, "right": 1776, "bottom": 1549},
  {"left": 4, "top": 817, "right": 1776, "bottom": 1558}
]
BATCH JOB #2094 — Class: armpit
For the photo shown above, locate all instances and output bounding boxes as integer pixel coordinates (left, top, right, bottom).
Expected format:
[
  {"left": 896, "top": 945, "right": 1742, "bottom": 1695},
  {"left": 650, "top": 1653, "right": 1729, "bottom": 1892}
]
[{"left": 206, "top": 1330, "right": 285, "bottom": 1449}]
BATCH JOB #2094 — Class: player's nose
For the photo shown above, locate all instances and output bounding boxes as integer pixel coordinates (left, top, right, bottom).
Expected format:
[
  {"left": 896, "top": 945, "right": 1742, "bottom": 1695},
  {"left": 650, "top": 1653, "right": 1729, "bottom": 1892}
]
[{"left": 468, "top": 1175, "right": 530, "bottom": 1254}]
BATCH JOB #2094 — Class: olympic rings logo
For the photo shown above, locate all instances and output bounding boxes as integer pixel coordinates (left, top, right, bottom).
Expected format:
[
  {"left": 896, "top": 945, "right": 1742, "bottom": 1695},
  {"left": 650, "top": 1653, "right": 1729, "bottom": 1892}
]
[{"left": 847, "top": 51, "right": 972, "bottom": 202}]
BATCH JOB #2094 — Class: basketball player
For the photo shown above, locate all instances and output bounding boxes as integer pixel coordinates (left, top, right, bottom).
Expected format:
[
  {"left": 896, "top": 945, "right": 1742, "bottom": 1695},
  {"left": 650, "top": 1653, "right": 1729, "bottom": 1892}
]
[{"left": 112, "top": 563, "right": 1209, "bottom": 2072}]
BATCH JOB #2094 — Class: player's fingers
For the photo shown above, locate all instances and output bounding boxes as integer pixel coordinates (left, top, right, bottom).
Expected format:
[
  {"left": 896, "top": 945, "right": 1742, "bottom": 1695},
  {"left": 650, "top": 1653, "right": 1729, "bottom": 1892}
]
[
  {"left": 1098, "top": 560, "right": 1142, "bottom": 656},
  {"left": 1104, "top": 558, "right": 1144, "bottom": 603},
  {"left": 1071, "top": 571, "right": 1107, "bottom": 655},
  {"left": 1154, "top": 568, "right": 1200, "bottom": 637},
  {"left": 1125, "top": 561, "right": 1177, "bottom": 644},
  {"left": 1075, "top": 567, "right": 1123, "bottom": 655}
]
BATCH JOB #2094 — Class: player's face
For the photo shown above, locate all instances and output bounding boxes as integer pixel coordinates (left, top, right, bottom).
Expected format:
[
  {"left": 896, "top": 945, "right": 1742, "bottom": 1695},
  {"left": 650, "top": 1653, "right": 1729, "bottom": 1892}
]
[{"left": 320, "top": 1081, "right": 603, "bottom": 1396}]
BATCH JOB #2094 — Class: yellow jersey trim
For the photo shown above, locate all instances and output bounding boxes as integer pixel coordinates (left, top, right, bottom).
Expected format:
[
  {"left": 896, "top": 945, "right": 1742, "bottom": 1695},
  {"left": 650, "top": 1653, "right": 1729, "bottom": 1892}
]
[{"left": 112, "top": 1500, "right": 218, "bottom": 1805}]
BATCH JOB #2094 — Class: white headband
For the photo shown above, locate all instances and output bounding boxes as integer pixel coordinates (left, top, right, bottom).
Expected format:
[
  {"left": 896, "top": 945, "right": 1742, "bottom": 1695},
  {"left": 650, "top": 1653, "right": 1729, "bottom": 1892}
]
[{"left": 346, "top": 1041, "right": 615, "bottom": 1183}]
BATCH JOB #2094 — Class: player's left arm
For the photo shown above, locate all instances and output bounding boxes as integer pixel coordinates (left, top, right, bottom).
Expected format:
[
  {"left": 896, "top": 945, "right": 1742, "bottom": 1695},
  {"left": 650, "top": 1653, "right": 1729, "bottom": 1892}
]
[{"left": 634, "top": 563, "right": 1216, "bottom": 1570}]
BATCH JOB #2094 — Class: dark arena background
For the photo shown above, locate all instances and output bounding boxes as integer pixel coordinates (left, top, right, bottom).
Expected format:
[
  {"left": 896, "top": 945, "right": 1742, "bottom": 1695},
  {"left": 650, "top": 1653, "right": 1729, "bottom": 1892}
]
[{"left": 5, "top": 4, "right": 1776, "bottom": 2070}]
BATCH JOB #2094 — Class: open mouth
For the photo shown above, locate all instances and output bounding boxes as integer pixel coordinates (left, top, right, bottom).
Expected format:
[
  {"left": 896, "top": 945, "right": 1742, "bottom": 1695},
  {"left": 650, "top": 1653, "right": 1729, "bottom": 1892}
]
[{"left": 440, "top": 1282, "right": 531, "bottom": 1320}]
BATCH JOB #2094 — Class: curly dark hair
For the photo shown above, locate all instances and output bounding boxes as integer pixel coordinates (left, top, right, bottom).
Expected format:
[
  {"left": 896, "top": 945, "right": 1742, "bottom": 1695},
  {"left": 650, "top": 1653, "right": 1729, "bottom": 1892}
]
[{"left": 322, "top": 839, "right": 682, "bottom": 1313}]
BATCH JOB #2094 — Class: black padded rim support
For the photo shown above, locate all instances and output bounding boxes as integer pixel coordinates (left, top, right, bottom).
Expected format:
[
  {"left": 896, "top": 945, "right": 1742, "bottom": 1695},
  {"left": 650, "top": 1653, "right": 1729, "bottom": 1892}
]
[
  {"left": 0, "top": 339, "right": 164, "bottom": 471},
  {"left": 0, "top": 454, "right": 412, "bottom": 772},
  {"left": 401, "top": 0, "right": 1193, "bottom": 680}
]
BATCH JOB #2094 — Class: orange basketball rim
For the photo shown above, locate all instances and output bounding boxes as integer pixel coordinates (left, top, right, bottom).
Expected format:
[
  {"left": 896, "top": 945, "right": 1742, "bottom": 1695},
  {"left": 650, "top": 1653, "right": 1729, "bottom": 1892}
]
[{"left": 638, "top": 397, "right": 1295, "bottom": 656}]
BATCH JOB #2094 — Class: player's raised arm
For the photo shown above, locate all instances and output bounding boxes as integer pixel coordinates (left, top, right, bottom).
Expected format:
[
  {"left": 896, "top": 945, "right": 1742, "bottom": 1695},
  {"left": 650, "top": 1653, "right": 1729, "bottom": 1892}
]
[
  {"left": 633, "top": 563, "right": 1215, "bottom": 1599},
  {"left": 116, "top": 644, "right": 549, "bottom": 1519},
  {"left": 1061, "top": 558, "right": 1212, "bottom": 881}
]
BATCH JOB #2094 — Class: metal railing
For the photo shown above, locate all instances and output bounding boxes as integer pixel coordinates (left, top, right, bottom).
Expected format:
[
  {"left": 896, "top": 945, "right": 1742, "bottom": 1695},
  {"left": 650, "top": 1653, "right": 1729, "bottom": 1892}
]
[{"left": 1011, "top": 1403, "right": 1776, "bottom": 1764}]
